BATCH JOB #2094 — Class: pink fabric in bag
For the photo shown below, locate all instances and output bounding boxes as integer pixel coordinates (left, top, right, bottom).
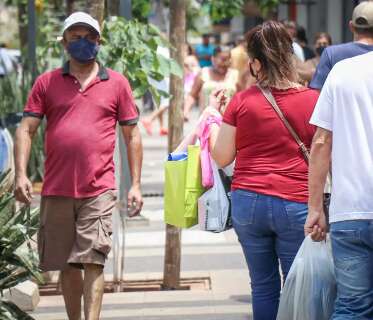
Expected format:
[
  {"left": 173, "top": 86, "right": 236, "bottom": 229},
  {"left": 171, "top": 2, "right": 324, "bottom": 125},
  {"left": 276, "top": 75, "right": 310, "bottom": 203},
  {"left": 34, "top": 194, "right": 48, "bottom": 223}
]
[{"left": 197, "top": 115, "right": 222, "bottom": 188}]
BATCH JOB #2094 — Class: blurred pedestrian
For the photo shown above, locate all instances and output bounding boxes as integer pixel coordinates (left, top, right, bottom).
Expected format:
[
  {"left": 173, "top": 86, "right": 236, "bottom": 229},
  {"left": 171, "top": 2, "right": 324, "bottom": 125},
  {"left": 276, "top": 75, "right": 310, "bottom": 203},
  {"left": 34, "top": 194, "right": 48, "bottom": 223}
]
[
  {"left": 0, "top": 43, "right": 15, "bottom": 77},
  {"left": 231, "top": 35, "right": 249, "bottom": 74},
  {"left": 310, "top": 1, "right": 373, "bottom": 89},
  {"left": 195, "top": 33, "right": 215, "bottom": 68},
  {"left": 306, "top": 51, "right": 373, "bottom": 319},
  {"left": 283, "top": 20, "right": 305, "bottom": 61},
  {"left": 14, "top": 12, "right": 143, "bottom": 320},
  {"left": 184, "top": 43, "right": 200, "bottom": 95},
  {"left": 209, "top": 21, "right": 319, "bottom": 320},
  {"left": 183, "top": 46, "right": 239, "bottom": 121},
  {"left": 296, "top": 25, "right": 316, "bottom": 61},
  {"left": 141, "top": 46, "right": 170, "bottom": 136},
  {"left": 230, "top": 35, "right": 252, "bottom": 91},
  {"left": 141, "top": 44, "right": 199, "bottom": 136},
  {"left": 298, "top": 32, "right": 332, "bottom": 84},
  {"left": 306, "top": 32, "right": 332, "bottom": 70}
]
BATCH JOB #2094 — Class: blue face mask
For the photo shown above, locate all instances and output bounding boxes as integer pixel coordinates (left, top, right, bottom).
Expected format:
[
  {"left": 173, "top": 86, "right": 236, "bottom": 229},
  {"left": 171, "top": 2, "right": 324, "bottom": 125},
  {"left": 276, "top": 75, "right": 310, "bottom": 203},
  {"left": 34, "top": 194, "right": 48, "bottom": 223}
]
[
  {"left": 67, "top": 37, "right": 99, "bottom": 64},
  {"left": 315, "top": 45, "right": 326, "bottom": 57}
]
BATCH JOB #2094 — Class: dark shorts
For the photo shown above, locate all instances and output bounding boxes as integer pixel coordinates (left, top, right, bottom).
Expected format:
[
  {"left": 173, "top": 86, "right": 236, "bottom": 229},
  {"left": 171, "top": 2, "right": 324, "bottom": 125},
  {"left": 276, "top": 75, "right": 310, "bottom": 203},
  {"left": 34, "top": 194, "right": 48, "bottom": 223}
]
[{"left": 38, "top": 190, "right": 116, "bottom": 271}]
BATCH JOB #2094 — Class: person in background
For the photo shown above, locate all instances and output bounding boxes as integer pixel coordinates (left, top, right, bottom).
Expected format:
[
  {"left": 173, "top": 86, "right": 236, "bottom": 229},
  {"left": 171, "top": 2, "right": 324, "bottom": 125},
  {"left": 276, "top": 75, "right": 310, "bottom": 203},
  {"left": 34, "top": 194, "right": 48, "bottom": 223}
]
[
  {"left": 142, "top": 44, "right": 199, "bottom": 135},
  {"left": 310, "top": 1, "right": 373, "bottom": 89},
  {"left": 306, "top": 51, "right": 373, "bottom": 319},
  {"left": 298, "top": 32, "right": 332, "bottom": 84},
  {"left": 283, "top": 20, "right": 305, "bottom": 62},
  {"left": 296, "top": 25, "right": 316, "bottom": 61},
  {"left": 195, "top": 33, "right": 215, "bottom": 68},
  {"left": 14, "top": 12, "right": 143, "bottom": 320},
  {"left": 208, "top": 21, "right": 319, "bottom": 320},
  {"left": 0, "top": 43, "right": 15, "bottom": 77},
  {"left": 141, "top": 46, "right": 170, "bottom": 136},
  {"left": 183, "top": 46, "right": 239, "bottom": 121},
  {"left": 184, "top": 44, "right": 200, "bottom": 95},
  {"left": 230, "top": 35, "right": 251, "bottom": 91}
]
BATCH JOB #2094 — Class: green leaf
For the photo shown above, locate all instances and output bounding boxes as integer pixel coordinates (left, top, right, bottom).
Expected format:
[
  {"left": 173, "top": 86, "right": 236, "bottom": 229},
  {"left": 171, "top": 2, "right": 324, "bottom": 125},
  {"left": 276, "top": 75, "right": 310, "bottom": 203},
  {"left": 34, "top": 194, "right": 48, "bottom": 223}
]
[
  {"left": 157, "top": 55, "right": 171, "bottom": 76},
  {"left": 170, "top": 60, "right": 183, "bottom": 78},
  {"left": 0, "top": 174, "right": 42, "bottom": 319},
  {"left": 0, "top": 300, "right": 35, "bottom": 320}
]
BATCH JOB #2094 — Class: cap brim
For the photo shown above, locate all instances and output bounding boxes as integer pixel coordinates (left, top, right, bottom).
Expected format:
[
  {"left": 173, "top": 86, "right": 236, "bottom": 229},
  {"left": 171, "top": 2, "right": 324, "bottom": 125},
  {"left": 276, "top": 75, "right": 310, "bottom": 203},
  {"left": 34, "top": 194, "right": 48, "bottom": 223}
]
[{"left": 63, "top": 22, "right": 100, "bottom": 35}]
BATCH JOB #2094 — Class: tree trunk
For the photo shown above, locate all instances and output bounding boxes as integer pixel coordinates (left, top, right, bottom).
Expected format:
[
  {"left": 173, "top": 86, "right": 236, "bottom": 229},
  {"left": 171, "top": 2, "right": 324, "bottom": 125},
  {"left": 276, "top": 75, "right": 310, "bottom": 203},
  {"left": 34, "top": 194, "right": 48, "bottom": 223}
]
[
  {"left": 17, "top": 1, "right": 28, "bottom": 51},
  {"left": 107, "top": 0, "right": 120, "bottom": 16},
  {"left": 86, "top": 0, "right": 105, "bottom": 25},
  {"left": 66, "top": 0, "right": 75, "bottom": 15},
  {"left": 163, "top": 0, "right": 186, "bottom": 290}
]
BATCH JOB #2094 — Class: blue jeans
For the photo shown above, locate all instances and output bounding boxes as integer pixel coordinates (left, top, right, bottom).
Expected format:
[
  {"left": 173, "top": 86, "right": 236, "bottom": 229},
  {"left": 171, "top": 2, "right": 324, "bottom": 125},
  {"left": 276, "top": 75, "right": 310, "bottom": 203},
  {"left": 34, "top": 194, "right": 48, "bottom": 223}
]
[
  {"left": 330, "top": 220, "right": 373, "bottom": 320},
  {"left": 231, "top": 189, "right": 307, "bottom": 320}
]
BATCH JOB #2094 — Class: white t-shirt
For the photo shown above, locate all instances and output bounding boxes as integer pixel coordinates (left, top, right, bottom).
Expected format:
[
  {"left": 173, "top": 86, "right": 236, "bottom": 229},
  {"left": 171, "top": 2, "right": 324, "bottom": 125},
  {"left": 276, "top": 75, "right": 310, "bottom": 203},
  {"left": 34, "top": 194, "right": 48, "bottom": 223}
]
[
  {"left": 310, "top": 51, "right": 373, "bottom": 223},
  {"left": 0, "top": 48, "right": 14, "bottom": 75},
  {"left": 293, "top": 42, "right": 305, "bottom": 62}
]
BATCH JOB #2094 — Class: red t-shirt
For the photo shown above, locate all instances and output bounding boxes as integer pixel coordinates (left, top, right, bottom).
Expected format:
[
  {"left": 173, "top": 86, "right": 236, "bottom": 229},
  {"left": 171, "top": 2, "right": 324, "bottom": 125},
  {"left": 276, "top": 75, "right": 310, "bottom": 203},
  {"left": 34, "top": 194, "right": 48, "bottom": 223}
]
[
  {"left": 223, "top": 86, "right": 319, "bottom": 203},
  {"left": 24, "top": 63, "right": 139, "bottom": 198}
]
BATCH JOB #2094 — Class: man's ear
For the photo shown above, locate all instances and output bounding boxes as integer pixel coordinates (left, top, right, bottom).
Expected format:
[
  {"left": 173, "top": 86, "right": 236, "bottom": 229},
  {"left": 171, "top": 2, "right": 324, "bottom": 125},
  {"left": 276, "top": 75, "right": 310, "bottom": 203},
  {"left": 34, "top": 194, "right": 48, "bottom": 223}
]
[
  {"left": 60, "top": 37, "right": 68, "bottom": 50},
  {"left": 349, "top": 20, "right": 354, "bottom": 34}
]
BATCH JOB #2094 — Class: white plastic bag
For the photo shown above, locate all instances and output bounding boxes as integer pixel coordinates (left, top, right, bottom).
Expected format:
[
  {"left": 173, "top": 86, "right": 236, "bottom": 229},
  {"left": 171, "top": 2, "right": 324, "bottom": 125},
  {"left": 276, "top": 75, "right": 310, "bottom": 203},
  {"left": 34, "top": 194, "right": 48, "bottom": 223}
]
[
  {"left": 277, "top": 235, "right": 337, "bottom": 320},
  {"left": 198, "top": 161, "right": 230, "bottom": 232}
]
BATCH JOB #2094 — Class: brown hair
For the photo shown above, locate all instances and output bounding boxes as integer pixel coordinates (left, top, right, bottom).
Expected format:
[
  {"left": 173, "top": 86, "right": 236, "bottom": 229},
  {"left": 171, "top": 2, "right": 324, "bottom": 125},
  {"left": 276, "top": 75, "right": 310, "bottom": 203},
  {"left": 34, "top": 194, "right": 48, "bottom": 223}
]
[
  {"left": 246, "top": 20, "right": 298, "bottom": 88},
  {"left": 314, "top": 32, "right": 332, "bottom": 45}
]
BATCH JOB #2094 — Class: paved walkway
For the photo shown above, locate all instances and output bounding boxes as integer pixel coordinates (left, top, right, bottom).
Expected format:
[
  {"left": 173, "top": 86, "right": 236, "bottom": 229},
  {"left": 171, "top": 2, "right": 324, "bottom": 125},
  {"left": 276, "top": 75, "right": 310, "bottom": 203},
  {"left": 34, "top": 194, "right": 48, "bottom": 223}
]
[{"left": 30, "top": 110, "right": 253, "bottom": 320}]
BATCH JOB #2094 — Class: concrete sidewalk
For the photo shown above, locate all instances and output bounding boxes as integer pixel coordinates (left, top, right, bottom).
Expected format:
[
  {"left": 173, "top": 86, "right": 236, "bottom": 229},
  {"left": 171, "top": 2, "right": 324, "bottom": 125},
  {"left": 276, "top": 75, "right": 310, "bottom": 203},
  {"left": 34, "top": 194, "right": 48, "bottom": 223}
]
[{"left": 30, "top": 110, "right": 253, "bottom": 320}]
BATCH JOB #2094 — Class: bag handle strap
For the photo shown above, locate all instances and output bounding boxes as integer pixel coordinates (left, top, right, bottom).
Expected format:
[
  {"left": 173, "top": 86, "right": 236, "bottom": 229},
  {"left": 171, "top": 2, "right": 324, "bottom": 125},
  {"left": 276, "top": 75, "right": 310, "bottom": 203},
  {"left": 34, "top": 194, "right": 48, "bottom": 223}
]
[{"left": 257, "top": 85, "right": 310, "bottom": 163}]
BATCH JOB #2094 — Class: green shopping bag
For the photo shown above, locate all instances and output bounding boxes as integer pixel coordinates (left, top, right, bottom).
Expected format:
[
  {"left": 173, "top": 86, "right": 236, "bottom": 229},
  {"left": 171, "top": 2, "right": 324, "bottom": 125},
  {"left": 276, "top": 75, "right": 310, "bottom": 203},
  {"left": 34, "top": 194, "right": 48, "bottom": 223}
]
[{"left": 164, "top": 145, "right": 205, "bottom": 228}]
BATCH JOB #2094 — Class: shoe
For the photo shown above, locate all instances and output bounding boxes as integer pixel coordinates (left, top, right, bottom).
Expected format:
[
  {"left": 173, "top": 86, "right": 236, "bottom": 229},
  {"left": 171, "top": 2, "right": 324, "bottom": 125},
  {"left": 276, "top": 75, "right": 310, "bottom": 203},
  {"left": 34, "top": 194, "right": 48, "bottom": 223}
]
[
  {"left": 141, "top": 119, "right": 153, "bottom": 136},
  {"left": 159, "top": 128, "right": 168, "bottom": 136}
]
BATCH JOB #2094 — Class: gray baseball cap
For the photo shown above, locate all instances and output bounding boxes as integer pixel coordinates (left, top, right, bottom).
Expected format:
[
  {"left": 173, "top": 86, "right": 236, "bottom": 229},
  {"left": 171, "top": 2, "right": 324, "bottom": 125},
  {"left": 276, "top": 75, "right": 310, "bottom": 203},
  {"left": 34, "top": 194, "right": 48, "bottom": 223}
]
[
  {"left": 63, "top": 12, "right": 101, "bottom": 35},
  {"left": 352, "top": 1, "right": 373, "bottom": 29}
]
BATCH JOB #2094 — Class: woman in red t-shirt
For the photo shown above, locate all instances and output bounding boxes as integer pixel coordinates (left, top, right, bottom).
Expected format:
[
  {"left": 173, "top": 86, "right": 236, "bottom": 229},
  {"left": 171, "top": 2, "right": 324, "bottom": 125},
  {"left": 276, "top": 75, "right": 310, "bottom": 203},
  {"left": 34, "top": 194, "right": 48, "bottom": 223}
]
[{"left": 209, "top": 21, "right": 319, "bottom": 319}]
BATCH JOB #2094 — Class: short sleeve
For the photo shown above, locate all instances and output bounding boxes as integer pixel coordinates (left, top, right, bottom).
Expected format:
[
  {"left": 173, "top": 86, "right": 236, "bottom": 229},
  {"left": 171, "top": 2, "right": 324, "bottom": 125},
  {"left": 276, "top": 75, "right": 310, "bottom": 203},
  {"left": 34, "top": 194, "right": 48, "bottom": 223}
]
[
  {"left": 23, "top": 76, "right": 46, "bottom": 119},
  {"left": 117, "top": 76, "right": 139, "bottom": 126},
  {"left": 309, "top": 73, "right": 334, "bottom": 131},
  {"left": 309, "top": 49, "right": 333, "bottom": 90},
  {"left": 223, "top": 93, "right": 240, "bottom": 127}
]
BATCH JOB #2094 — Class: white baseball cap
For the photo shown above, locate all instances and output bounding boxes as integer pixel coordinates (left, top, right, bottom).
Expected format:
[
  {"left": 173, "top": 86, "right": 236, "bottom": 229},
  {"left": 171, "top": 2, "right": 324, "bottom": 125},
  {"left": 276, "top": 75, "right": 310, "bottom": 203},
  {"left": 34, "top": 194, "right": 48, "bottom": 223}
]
[
  {"left": 63, "top": 12, "right": 101, "bottom": 35},
  {"left": 352, "top": 1, "right": 373, "bottom": 29}
]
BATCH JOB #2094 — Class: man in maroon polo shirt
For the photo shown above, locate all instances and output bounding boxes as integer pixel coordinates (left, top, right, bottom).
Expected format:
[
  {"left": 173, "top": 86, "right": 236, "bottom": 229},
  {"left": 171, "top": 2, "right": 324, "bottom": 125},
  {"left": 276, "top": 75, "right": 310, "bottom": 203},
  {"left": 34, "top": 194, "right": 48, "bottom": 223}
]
[{"left": 14, "top": 12, "right": 143, "bottom": 320}]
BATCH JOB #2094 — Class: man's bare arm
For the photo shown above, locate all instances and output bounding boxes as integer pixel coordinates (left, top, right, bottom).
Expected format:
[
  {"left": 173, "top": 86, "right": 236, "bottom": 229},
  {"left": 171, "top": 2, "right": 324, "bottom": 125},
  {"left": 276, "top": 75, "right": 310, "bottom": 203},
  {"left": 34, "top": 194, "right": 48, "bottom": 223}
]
[
  {"left": 305, "top": 127, "right": 332, "bottom": 241},
  {"left": 14, "top": 117, "right": 42, "bottom": 203},
  {"left": 120, "top": 124, "right": 143, "bottom": 216}
]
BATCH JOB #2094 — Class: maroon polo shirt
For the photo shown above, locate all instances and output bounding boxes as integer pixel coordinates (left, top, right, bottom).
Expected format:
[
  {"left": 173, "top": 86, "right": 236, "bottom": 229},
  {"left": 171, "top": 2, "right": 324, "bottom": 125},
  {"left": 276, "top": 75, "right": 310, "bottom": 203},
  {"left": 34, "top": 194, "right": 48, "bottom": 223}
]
[{"left": 23, "top": 62, "right": 139, "bottom": 198}]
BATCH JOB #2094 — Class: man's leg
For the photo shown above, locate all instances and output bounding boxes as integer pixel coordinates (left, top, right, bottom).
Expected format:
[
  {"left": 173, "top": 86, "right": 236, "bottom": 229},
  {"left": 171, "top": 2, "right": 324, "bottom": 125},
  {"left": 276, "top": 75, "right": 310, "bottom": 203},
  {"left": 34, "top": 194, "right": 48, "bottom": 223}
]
[
  {"left": 38, "top": 196, "right": 78, "bottom": 319},
  {"left": 83, "top": 264, "right": 105, "bottom": 320},
  {"left": 69, "top": 191, "right": 116, "bottom": 320},
  {"left": 330, "top": 220, "right": 373, "bottom": 320},
  {"left": 61, "top": 266, "right": 83, "bottom": 320}
]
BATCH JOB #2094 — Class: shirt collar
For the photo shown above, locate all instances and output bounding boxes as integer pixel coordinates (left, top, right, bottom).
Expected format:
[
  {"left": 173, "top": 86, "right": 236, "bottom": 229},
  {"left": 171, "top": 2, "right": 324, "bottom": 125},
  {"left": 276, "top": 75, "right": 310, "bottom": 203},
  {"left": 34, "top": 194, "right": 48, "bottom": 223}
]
[{"left": 62, "top": 61, "right": 109, "bottom": 80}]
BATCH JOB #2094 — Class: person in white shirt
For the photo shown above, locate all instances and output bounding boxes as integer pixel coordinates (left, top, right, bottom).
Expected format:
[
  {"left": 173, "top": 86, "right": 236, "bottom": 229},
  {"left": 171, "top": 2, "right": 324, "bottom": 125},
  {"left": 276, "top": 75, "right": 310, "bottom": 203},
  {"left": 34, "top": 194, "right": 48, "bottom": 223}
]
[
  {"left": 306, "top": 51, "right": 373, "bottom": 319},
  {"left": 283, "top": 20, "right": 305, "bottom": 62},
  {"left": 0, "top": 44, "right": 15, "bottom": 76}
]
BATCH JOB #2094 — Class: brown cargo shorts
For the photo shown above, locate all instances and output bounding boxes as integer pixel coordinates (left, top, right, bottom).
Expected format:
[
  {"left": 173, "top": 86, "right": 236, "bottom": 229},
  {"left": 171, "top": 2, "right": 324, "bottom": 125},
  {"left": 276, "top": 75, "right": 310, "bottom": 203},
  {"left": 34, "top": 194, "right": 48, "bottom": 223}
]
[{"left": 38, "top": 190, "right": 117, "bottom": 271}]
